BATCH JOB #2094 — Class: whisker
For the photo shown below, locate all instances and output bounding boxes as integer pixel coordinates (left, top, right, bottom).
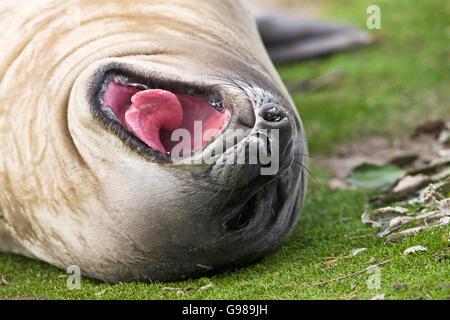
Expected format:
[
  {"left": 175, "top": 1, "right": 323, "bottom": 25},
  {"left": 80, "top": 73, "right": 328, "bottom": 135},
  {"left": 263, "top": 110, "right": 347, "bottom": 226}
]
[
  {"left": 269, "top": 82, "right": 277, "bottom": 98},
  {"left": 234, "top": 71, "right": 255, "bottom": 89},
  {"left": 293, "top": 160, "right": 320, "bottom": 185},
  {"left": 211, "top": 72, "right": 247, "bottom": 93},
  {"left": 294, "top": 152, "right": 313, "bottom": 159},
  {"left": 251, "top": 76, "right": 267, "bottom": 92}
]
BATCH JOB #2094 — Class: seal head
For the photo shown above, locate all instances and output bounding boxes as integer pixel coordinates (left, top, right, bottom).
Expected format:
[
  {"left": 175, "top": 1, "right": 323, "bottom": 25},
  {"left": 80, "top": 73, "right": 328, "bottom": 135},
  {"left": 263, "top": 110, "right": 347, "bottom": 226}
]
[{"left": 0, "top": 0, "right": 307, "bottom": 282}]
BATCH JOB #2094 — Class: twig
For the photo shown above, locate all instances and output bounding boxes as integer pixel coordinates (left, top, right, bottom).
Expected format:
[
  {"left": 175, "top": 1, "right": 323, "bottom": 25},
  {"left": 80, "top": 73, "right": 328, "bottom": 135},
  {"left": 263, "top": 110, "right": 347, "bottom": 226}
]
[
  {"left": 347, "top": 235, "right": 373, "bottom": 240},
  {"left": 340, "top": 293, "right": 358, "bottom": 300},
  {"left": 196, "top": 264, "right": 213, "bottom": 270},
  {"left": 301, "top": 259, "right": 392, "bottom": 289},
  {"left": 0, "top": 296, "right": 43, "bottom": 300},
  {"left": 323, "top": 254, "right": 351, "bottom": 266},
  {"left": 162, "top": 287, "right": 182, "bottom": 291}
]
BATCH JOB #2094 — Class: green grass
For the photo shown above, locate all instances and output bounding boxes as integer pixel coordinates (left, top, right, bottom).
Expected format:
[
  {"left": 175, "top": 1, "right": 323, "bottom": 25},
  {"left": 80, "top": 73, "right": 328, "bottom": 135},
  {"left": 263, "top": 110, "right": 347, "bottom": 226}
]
[
  {"left": 284, "top": 0, "right": 449, "bottom": 155},
  {"left": 1, "top": 178, "right": 448, "bottom": 300},
  {"left": 0, "top": 0, "right": 449, "bottom": 300}
]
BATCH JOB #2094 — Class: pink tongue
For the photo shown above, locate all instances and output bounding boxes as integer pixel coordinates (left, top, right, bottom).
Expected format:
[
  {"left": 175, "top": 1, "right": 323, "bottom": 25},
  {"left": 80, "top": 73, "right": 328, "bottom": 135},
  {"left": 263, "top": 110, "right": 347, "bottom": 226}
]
[{"left": 124, "top": 89, "right": 183, "bottom": 153}]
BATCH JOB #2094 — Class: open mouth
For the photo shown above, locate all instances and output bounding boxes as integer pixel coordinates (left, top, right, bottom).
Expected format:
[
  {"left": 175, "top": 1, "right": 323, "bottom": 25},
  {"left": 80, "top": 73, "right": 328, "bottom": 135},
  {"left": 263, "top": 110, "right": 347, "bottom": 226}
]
[{"left": 92, "top": 67, "right": 231, "bottom": 160}]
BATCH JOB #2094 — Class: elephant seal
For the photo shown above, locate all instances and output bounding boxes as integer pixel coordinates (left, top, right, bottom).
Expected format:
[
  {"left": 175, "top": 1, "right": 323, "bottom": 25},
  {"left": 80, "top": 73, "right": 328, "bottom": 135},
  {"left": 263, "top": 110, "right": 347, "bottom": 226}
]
[{"left": 0, "top": 0, "right": 307, "bottom": 282}]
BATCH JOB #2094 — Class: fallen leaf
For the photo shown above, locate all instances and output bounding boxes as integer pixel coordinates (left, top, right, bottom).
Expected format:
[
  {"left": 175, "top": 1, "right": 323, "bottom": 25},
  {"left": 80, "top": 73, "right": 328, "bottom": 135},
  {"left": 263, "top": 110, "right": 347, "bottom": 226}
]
[
  {"left": 362, "top": 189, "right": 450, "bottom": 240},
  {"left": 371, "top": 294, "right": 385, "bottom": 300},
  {"left": 392, "top": 174, "right": 430, "bottom": 194},
  {"left": 403, "top": 246, "right": 428, "bottom": 255},
  {"left": 439, "top": 130, "right": 450, "bottom": 145},
  {"left": 411, "top": 119, "right": 447, "bottom": 139},
  {"left": 440, "top": 217, "right": 450, "bottom": 225},
  {"left": 347, "top": 235, "right": 372, "bottom": 240},
  {"left": 351, "top": 248, "right": 367, "bottom": 256},
  {"left": 186, "top": 289, "right": 195, "bottom": 296},
  {"left": 95, "top": 289, "right": 107, "bottom": 296},
  {"left": 196, "top": 264, "right": 213, "bottom": 270},
  {"left": 321, "top": 119, "right": 450, "bottom": 190},
  {"left": 393, "top": 282, "right": 407, "bottom": 290},
  {"left": 163, "top": 287, "right": 181, "bottom": 291},
  {"left": 386, "top": 225, "right": 426, "bottom": 242},
  {"left": 200, "top": 283, "right": 214, "bottom": 290},
  {"left": 1, "top": 275, "right": 9, "bottom": 285},
  {"left": 348, "top": 163, "right": 405, "bottom": 189},
  {"left": 389, "top": 153, "right": 419, "bottom": 168},
  {"left": 409, "top": 156, "right": 450, "bottom": 175},
  {"left": 361, "top": 206, "right": 409, "bottom": 237}
]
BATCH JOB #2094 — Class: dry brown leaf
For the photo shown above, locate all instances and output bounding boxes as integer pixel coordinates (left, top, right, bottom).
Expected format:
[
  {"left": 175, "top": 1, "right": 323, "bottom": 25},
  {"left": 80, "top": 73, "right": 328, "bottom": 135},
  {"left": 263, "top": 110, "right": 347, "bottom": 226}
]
[
  {"left": 321, "top": 118, "right": 450, "bottom": 192},
  {"left": 163, "top": 287, "right": 182, "bottom": 291},
  {"left": 393, "top": 282, "right": 407, "bottom": 290},
  {"left": 403, "top": 246, "right": 428, "bottom": 255},
  {"left": 200, "top": 283, "right": 214, "bottom": 290},
  {"left": 392, "top": 174, "right": 430, "bottom": 194},
  {"left": 411, "top": 119, "right": 447, "bottom": 138},
  {"left": 351, "top": 248, "right": 367, "bottom": 256},
  {"left": 363, "top": 180, "right": 450, "bottom": 241}
]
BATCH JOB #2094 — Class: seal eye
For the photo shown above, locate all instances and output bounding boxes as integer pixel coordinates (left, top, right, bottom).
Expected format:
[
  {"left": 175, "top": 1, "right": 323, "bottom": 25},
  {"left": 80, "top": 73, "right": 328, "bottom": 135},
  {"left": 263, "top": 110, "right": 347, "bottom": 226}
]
[{"left": 226, "top": 201, "right": 254, "bottom": 233}]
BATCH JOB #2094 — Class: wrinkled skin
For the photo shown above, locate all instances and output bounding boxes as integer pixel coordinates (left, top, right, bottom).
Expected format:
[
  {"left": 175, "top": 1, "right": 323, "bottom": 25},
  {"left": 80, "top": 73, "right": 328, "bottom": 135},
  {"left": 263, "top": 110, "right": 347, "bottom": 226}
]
[{"left": 0, "top": 0, "right": 307, "bottom": 282}]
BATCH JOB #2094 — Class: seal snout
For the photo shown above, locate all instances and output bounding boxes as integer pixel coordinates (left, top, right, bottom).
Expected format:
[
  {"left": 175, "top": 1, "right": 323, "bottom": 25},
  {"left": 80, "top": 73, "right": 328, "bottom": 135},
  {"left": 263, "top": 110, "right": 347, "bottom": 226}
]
[
  {"left": 254, "top": 102, "right": 293, "bottom": 157},
  {"left": 260, "top": 103, "right": 288, "bottom": 123}
]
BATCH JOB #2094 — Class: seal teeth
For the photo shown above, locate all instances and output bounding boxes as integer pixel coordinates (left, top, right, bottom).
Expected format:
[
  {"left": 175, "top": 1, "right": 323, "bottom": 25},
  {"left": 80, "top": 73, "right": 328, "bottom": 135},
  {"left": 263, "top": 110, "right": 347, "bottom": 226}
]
[
  {"left": 127, "top": 83, "right": 149, "bottom": 90},
  {"left": 102, "top": 105, "right": 119, "bottom": 121},
  {"left": 114, "top": 75, "right": 129, "bottom": 85}
]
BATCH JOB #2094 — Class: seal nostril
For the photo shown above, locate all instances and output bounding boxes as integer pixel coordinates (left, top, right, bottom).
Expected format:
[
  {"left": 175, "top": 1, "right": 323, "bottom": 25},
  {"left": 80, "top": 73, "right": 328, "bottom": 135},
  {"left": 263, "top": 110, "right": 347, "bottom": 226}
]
[
  {"left": 226, "top": 200, "right": 254, "bottom": 233},
  {"left": 261, "top": 106, "right": 287, "bottom": 123}
]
